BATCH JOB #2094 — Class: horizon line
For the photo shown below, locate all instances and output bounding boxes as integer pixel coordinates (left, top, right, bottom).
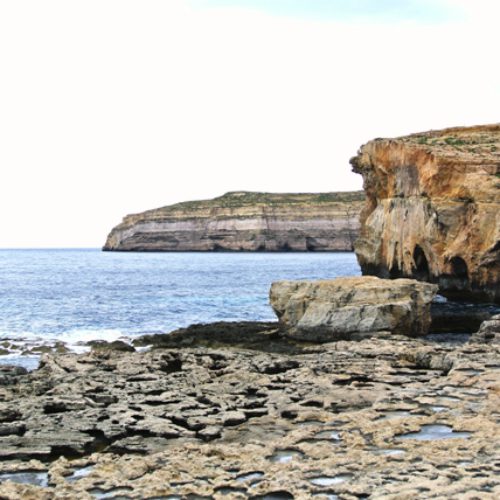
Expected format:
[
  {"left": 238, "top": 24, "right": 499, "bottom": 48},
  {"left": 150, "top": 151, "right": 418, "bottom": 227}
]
[{"left": 0, "top": 247, "right": 102, "bottom": 250}]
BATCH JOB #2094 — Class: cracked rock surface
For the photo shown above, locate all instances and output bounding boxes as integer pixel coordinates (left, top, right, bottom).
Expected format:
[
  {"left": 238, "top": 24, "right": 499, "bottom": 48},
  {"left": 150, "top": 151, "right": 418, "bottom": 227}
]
[{"left": 0, "top": 322, "right": 498, "bottom": 499}]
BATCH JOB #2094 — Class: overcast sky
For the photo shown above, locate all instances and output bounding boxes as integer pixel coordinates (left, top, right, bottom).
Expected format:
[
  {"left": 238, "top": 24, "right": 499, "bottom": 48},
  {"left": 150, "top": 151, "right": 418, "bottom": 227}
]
[{"left": 1, "top": 0, "right": 499, "bottom": 247}]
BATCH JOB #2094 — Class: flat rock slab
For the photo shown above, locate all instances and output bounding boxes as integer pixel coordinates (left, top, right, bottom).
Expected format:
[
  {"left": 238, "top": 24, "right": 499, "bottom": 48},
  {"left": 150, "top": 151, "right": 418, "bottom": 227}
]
[
  {"left": 0, "top": 325, "right": 498, "bottom": 499},
  {"left": 270, "top": 276, "right": 437, "bottom": 341}
]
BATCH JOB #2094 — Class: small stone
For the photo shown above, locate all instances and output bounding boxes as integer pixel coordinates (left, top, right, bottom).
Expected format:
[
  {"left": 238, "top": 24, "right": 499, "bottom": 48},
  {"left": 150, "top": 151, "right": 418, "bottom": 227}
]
[
  {"left": 197, "top": 425, "right": 222, "bottom": 441},
  {"left": 0, "top": 422, "right": 26, "bottom": 436},
  {"left": 221, "top": 411, "right": 247, "bottom": 427}
]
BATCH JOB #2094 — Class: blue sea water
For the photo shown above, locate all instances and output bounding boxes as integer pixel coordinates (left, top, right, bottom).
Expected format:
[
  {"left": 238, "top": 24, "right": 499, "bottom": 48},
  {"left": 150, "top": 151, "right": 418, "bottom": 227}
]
[{"left": 0, "top": 249, "right": 359, "bottom": 364}]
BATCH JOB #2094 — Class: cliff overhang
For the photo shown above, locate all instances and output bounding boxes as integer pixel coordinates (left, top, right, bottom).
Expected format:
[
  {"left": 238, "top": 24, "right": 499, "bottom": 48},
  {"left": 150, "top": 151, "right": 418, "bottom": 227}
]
[{"left": 351, "top": 124, "right": 500, "bottom": 303}]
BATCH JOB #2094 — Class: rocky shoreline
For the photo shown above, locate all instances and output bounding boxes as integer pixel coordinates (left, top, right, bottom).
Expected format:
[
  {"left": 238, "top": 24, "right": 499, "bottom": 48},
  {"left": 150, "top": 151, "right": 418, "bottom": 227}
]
[
  {"left": 2, "top": 123, "right": 498, "bottom": 499},
  {"left": 0, "top": 320, "right": 499, "bottom": 499}
]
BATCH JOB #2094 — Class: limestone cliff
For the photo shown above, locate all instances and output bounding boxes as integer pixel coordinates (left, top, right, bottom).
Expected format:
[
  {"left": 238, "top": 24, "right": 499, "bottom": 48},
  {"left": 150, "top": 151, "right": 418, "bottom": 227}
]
[
  {"left": 103, "top": 191, "right": 364, "bottom": 252},
  {"left": 351, "top": 124, "right": 500, "bottom": 303}
]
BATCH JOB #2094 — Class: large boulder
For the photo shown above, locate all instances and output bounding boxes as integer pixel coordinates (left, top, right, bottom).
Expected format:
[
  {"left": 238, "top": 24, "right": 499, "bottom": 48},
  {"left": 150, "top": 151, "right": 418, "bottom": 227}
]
[
  {"left": 350, "top": 124, "right": 500, "bottom": 303},
  {"left": 270, "top": 276, "right": 437, "bottom": 342}
]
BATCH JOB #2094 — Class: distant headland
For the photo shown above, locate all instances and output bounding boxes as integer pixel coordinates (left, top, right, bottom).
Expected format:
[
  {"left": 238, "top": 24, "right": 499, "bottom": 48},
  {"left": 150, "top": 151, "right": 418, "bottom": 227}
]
[{"left": 103, "top": 190, "right": 365, "bottom": 252}]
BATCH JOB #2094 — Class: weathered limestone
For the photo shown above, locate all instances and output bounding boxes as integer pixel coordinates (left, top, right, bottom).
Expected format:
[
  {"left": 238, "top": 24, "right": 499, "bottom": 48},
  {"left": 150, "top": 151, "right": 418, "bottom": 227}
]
[
  {"left": 0, "top": 323, "right": 498, "bottom": 498},
  {"left": 270, "top": 276, "right": 438, "bottom": 341},
  {"left": 351, "top": 124, "right": 500, "bottom": 303},
  {"left": 470, "top": 314, "right": 500, "bottom": 344},
  {"left": 103, "top": 191, "right": 364, "bottom": 252}
]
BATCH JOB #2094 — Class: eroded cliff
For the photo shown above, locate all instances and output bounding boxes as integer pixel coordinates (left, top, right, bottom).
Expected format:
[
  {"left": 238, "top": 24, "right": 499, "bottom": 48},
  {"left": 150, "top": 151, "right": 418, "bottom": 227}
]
[
  {"left": 351, "top": 124, "right": 500, "bottom": 303},
  {"left": 103, "top": 191, "right": 364, "bottom": 252}
]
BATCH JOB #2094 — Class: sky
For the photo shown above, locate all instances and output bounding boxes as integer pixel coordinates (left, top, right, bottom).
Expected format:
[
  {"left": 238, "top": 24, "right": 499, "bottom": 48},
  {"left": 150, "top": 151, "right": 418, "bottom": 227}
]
[{"left": 0, "top": 0, "right": 499, "bottom": 247}]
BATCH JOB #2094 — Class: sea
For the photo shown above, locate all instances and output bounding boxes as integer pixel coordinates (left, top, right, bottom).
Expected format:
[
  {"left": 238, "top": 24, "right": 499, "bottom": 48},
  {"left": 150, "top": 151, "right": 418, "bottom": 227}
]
[{"left": 0, "top": 249, "right": 360, "bottom": 369}]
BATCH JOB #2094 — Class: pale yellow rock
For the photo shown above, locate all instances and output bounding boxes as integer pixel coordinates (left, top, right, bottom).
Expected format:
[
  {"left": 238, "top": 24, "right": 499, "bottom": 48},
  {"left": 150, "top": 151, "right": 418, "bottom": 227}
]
[
  {"left": 270, "top": 276, "right": 438, "bottom": 341},
  {"left": 351, "top": 124, "right": 500, "bottom": 303}
]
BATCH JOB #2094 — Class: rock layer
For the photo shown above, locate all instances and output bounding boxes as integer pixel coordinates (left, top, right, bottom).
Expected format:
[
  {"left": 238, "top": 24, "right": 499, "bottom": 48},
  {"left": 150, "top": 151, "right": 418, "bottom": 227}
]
[
  {"left": 270, "top": 276, "right": 437, "bottom": 341},
  {"left": 0, "top": 323, "right": 498, "bottom": 499},
  {"left": 351, "top": 124, "right": 500, "bottom": 303},
  {"left": 103, "top": 191, "right": 364, "bottom": 252}
]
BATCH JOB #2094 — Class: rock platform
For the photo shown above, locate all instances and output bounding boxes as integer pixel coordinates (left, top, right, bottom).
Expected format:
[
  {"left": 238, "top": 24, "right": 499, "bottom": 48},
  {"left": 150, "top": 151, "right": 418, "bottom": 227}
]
[{"left": 0, "top": 322, "right": 498, "bottom": 499}]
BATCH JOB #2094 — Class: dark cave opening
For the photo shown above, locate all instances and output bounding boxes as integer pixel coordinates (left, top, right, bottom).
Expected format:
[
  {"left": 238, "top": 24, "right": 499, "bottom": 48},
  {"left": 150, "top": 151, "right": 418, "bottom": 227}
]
[
  {"left": 412, "top": 245, "right": 430, "bottom": 281},
  {"left": 450, "top": 256, "right": 468, "bottom": 280}
]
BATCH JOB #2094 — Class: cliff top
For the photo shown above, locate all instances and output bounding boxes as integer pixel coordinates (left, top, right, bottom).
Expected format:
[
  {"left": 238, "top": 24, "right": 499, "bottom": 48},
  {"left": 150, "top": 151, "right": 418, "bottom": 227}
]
[
  {"left": 376, "top": 123, "right": 500, "bottom": 165},
  {"left": 132, "top": 190, "right": 365, "bottom": 218}
]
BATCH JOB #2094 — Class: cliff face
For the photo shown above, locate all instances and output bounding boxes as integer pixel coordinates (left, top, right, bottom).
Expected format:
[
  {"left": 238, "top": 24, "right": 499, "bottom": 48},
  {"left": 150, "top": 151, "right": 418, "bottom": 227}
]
[
  {"left": 351, "top": 124, "right": 500, "bottom": 303},
  {"left": 103, "top": 191, "right": 364, "bottom": 252}
]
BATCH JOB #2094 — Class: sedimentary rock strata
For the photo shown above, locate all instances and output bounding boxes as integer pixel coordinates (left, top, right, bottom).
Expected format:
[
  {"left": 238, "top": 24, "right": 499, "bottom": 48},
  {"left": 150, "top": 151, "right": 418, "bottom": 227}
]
[
  {"left": 351, "top": 124, "right": 500, "bottom": 303},
  {"left": 103, "top": 191, "right": 364, "bottom": 252},
  {"left": 270, "top": 276, "right": 437, "bottom": 341},
  {"left": 0, "top": 323, "right": 498, "bottom": 499}
]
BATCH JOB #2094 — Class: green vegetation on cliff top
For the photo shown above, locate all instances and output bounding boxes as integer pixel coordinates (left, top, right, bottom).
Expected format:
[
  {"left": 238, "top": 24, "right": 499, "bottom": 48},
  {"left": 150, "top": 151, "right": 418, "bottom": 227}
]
[
  {"left": 144, "top": 191, "right": 365, "bottom": 215},
  {"left": 402, "top": 123, "right": 500, "bottom": 159}
]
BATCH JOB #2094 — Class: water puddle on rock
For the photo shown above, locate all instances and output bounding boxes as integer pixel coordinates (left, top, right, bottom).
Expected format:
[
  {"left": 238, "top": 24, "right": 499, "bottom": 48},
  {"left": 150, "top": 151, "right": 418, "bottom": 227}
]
[
  {"left": 314, "top": 430, "right": 341, "bottom": 441},
  {"left": 375, "top": 410, "right": 413, "bottom": 421},
  {"left": 455, "top": 369, "right": 483, "bottom": 376},
  {"left": 397, "top": 424, "right": 471, "bottom": 441},
  {"left": 429, "top": 405, "right": 448, "bottom": 413},
  {"left": 236, "top": 471, "right": 264, "bottom": 483},
  {"left": 424, "top": 333, "right": 471, "bottom": 345},
  {"left": 254, "top": 492, "right": 294, "bottom": 500},
  {"left": 373, "top": 448, "right": 406, "bottom": 456},
  {"left": 268, "top": 449, "right": 304, "bottom": 464},
  {"left": 297, "top": 420, "right": 324, "bottom": 427},
  {"left": 66, "top": 464, "right": 94, "bottom": 482},
  {"left": 143, "top": 497, "right": 181, "bottom": 500},
  {"left": 88, "top": 487, "right": 133, "bottom": 499},
  {"left": 0, "top": 470, "right": 48, "bottom": 487},
  {"left": 309, "top": 474, "right": 352, "bottom": 486},
  {"left": 216, "top": 486, "right": 247, "bottom": 496}
]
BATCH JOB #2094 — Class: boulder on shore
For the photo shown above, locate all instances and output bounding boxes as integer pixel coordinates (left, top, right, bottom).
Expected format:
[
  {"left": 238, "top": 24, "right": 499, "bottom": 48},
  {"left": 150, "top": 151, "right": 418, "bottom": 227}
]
[{"left": 270, "top": 276, "right": 438, "bottom": 341}]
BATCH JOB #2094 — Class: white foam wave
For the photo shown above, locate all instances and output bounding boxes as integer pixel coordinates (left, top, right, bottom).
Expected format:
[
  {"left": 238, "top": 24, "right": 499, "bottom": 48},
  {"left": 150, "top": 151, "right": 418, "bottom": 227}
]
[
  {"left": 0, "top": 329, "right": 131, "bottom": 355},
  {"left": 57, "top": 329, "right": 128, "bottom": 353}
]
